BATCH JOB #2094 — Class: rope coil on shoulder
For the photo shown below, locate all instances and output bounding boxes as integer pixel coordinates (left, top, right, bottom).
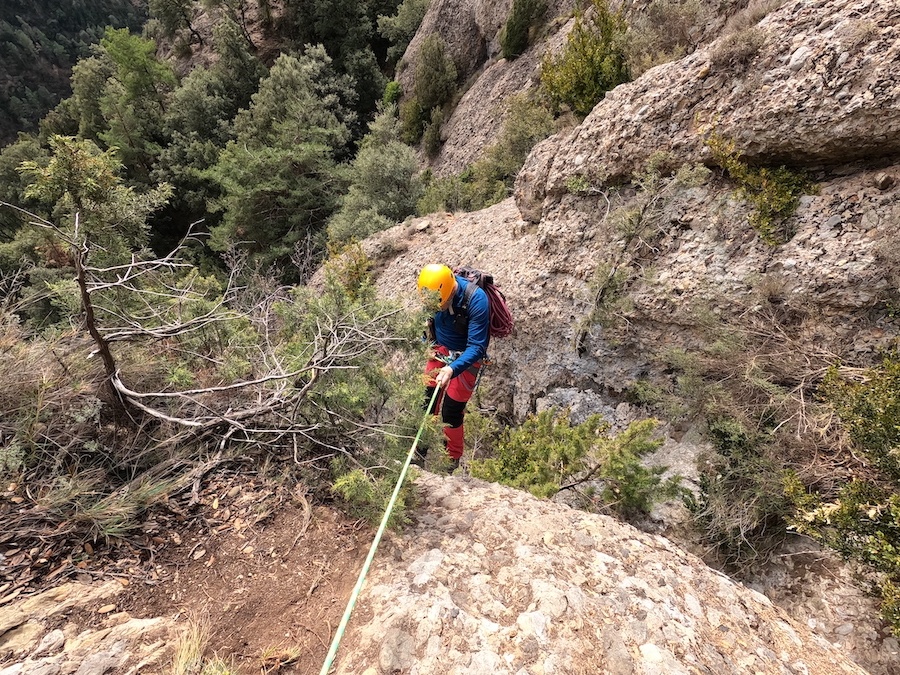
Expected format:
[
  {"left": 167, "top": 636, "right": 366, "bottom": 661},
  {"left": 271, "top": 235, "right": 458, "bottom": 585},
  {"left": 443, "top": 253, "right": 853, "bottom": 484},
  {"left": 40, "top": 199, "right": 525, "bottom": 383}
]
[{"left": 318, "top": 386, "right": 441, "bottom": 675}]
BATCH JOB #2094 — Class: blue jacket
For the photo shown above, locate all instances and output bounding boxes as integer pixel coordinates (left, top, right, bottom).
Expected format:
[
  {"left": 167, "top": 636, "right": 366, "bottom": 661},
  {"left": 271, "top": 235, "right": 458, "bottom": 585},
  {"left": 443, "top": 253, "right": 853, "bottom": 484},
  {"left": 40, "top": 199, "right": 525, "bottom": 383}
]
[{"left": 433, "top": 276, "right": 489, "bottom": 377}]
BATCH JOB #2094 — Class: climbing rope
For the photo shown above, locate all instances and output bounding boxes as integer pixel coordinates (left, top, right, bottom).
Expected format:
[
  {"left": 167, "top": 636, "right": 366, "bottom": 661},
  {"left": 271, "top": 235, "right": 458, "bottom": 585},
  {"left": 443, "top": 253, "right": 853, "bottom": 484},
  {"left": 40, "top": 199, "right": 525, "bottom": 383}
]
[{"left": 318, "top": 385, "right": 441, "bottom": 675}]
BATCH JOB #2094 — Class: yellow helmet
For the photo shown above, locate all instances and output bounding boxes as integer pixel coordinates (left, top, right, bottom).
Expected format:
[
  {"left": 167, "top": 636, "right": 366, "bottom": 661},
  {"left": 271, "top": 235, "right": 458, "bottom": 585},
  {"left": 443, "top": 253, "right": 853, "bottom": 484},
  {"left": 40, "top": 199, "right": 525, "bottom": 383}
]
[{"left": 417, "top": 264, "right": 455, "bottom": 305}]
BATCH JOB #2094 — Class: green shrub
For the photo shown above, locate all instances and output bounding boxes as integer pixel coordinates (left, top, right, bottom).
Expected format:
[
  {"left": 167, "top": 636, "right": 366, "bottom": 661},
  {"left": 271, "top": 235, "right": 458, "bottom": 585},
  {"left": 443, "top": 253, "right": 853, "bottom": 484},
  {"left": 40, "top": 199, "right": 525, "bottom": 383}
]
[
  {"left": 785, "top": 355, "right": 900, "bottom": 636},
  {"left": 624, "top": 0, "right": 709, "bottom": 76},
  {"left": 787, "top": 476, "right": 900, "bottom": 637},
  {"left": 540, "top": 0, "right": 629, "bottom": 116},
  {"left": 383, "top": 80, "right": 402, "bottom": 106},
  {"left": 500, "top": 0, "right": 547, "bottom": 60},
  {"left": 399, "top": 96, "right": 425, "bottom": 144},
  {"left": 710, "top": 26, "right": 767, "bottom": 70},
  {"left": 469, "top": 409, "right": 603, "bottom": 498},
  {"left": 707, "top": 134, "right": 814, "bottom": 245},
  {"left": 328, "top": 105, "right": 422, "bottom": 245},
  {"left": 819, "top": 357, "right": 900, "bottom": 479},
  {"left": 416, "top": 94, "right": 555, "bottom": 215},
  {"left": 422, "top": 107, "right": 444, "bottom": 157},
  {"left": 414, "top": 34, "right": 457, "bottom": 112},
  {"left": 690, "top": 415, "right": 792, "bottom": 563},
  {"left": 331, "top": 466, "right": 414, "bottom": 528},
  {"left": 469, "top": 410, "right": 678, "bottom": 518},
  {"left": 398, "top": 34, "right": 456, "bottom": 147},
  {"left": 378, "top": 0, "right": 430, "bottom": 66}
]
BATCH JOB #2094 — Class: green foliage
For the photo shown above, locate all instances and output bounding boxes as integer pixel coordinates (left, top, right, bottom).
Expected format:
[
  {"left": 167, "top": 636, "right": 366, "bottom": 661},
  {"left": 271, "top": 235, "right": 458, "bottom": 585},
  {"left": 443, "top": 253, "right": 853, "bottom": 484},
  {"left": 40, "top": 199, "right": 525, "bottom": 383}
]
[
  {"left": 710, "top": 26, "right": 767, "bottom": 70},
  {"left": 820, "top": 357, "right": 900, "bottom": 479},
  {"left": 690, "top": 415, "right": 792, "bottom": 561},
  {"left": 207, "top": 48, "right": 354, "bottom": 270},
  {"left": 787, "top": 476, "right": 900, "bottom": 637},
  {"left": 470, "top": 409, "right": 605, "bottom": 498},
  {"left": 500, "top": 0, "right": 547, "bottom": 61},
  {"left": 421, "top": 107, "right": 444, "bottom": 157},
  {"left": 0, "top": 0, "right": 146, "bottom": 144},
  {"left": 277, "top": 0, "right": 395, "bottom": 124},
  {"left": 332, "top": 467, "right": 414, "bottom": 528},
  {"left": 327, "top": 105, "right": 423, "bottom": 245},
  {"left": 624, "top": 0, "right": 709, "bottom": 76},
  {"left": 627, "top": 300, "right": 827, "bottom": 567},
  {"left": 540, "top": 0, "right": 629, "bottom": 116},
  {"left": 399, "top": 96, "right": 426, "bottom": 144},
  {"left": 377, "top": 0, "right": 429, "bottom": 66},
  {"left": 152, "top": 19, "right": 267, "bottom": 234},
  {"left": 149, "top": 0, "right": 194, "bottom": 39},
  {"left": 707, "top": 134, "right": 814, "bottom": 245},
  {"left": 19, "top": 136, "right": 171, "bottom": 258},
  {"left": 469, "top": 411, "right": 676, "bottom": 518},
  {"left": 0, "top": 133, "right": 45, "bottom": 243},
  {"left": 416, "top": 94, "right": 554, "bottom": 214},
  {"left": 793, "top": 356, "right": 900, "bottom": 634},
  {"left": 69, "top": 55, "right": 116, "bottom": 142},
  {"left": 383, "top": 80, "right": 402, "bottom": 106},
  {"left": 396, "top": 34, "right": 456, "bottom": 144},
  {"left": 96, "top": 29, "right": 176, "bottom": 181}
]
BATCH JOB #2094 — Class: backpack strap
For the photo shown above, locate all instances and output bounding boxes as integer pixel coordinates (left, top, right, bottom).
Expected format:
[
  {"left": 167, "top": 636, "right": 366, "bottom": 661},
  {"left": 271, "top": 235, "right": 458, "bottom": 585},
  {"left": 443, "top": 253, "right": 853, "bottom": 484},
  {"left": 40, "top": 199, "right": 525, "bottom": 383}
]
[
  {"left": 452, "top": 279, "right": 479, "bottom": 334},
  {"left": 461, "top": 278, "right": 478, "bottom": 311}
]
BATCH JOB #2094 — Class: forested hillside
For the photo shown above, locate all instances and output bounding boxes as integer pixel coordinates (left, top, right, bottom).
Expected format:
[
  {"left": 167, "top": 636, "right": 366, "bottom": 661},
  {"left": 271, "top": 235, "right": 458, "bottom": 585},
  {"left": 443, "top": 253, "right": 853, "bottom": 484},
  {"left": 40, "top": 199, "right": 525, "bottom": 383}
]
[{"left": 0, "top": 0, "right": 147, "bottom": 145}]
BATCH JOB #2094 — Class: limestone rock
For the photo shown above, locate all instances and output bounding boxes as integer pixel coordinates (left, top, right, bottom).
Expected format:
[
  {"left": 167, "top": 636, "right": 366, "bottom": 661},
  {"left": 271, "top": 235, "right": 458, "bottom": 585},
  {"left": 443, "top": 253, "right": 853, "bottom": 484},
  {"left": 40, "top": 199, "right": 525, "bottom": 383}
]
[
  {"left": 515, "top": 0, "right": 900, "bottom": 222},
  {"left": 332, "top": 474, "right": 868, "bottom": 674}
]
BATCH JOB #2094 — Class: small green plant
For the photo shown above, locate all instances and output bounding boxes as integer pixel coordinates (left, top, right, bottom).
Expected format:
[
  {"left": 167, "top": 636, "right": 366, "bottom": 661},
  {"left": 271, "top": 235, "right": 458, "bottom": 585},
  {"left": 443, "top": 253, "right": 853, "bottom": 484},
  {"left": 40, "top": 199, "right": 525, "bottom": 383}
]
[
  {"left": 710, "top": 26, "right": 767, "bottom": 70},
  {"left": 172, "top": 616, "right": 210, "bottom": 675},
  {"left": 707, "top": 134, "right": 814, "bottom": 245},
  {"left": 540, "top": 0, "right": 630, "bottom": 116},
  {"left": 422, "top": 107, "right": 444, "bottom": 157},
  {"left": 416, "top": 94, "right": 554, "bottom": 214},
  {"left": 383, "top": 80, "right": 402, "bottom": 105},
  {"left": 785, "top": 356, "right": 900, "bottom": 636},
  {"left": 399, "top": 96, "right": 426, "bottom": 144},
  {"left": 331, "top": 466, "right": 414, "bottom": 528},
  {"left": 690, "top": 415, "right": 793, "bottom": 562},
  {"left": 200, "top": 658, "right": 238, "bottom": 675},
  {"left": 595, "top": 418, "right": 682, "bottom": 517},
  {"left": 500, "top": 0, "right": 547, "bottom": 60},
  {"left": 566, "top": 174, "right": 593, "bottom": 194},
  {"left": 787, "top": 476, "right": 900, "bottom": 637},
  {"left": 469, "top": 409, "right": 602, "bottom": 498},
  {"left": 820, "top": 357, "right": 900, "bottom": 479},
  {"left": 625, "top": 0, "right": 710, "bottom": 76}
]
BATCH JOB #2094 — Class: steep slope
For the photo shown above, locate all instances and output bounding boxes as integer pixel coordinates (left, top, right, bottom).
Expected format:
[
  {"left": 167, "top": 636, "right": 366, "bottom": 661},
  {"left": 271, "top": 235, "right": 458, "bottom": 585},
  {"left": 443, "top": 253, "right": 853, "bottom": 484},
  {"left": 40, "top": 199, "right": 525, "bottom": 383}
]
[
  {"left": 358, "top": 0, "right": 899, "bottom": 671},
  {"left": 333, "top": 473, "right": 867, "bottom": 674},
  {"left": 516, "top": 0, "right": 900, "bottom": 220}
]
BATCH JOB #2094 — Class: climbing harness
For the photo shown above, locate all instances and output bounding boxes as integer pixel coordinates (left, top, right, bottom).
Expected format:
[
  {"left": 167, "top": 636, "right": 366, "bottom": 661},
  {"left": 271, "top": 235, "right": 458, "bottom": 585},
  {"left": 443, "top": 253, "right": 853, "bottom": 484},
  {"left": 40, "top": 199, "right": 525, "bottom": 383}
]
[
  {"left": 431, "top": 346, "right": 492, "bottom": 392},
  {"left": 318, "top": 386, "right": 441, "bottom": 675}
]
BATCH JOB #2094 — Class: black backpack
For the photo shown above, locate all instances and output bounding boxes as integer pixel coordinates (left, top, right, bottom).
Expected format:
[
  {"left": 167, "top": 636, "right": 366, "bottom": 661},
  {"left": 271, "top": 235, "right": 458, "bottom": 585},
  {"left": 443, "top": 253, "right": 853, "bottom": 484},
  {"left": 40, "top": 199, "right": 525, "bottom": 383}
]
[{"left": 452, "top": 267, "right": 515, "bottom": 339}]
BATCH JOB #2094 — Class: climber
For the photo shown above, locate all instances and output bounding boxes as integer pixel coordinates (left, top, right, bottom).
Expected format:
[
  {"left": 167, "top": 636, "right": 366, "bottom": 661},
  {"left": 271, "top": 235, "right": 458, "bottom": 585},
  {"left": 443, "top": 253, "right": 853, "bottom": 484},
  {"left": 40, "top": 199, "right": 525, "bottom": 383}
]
[{"left": 414, "top": 263, "right": 490, "bottom": 473}]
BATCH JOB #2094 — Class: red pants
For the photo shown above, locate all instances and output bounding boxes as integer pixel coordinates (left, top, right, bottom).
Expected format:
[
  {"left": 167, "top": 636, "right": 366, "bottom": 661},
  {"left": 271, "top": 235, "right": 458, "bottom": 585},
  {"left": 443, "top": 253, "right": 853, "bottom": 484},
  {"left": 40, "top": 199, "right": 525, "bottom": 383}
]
[{"left": 425, "top": 346, "right": 481, "bottom": 460}]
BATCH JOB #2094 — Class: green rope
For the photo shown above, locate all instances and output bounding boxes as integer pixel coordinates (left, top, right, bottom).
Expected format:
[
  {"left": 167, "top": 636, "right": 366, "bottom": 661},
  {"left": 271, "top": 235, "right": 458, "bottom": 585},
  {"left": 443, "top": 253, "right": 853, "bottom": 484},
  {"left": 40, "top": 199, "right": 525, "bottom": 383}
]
[{"left": 318, "top": 385, "right": 441, "bottom": 675}]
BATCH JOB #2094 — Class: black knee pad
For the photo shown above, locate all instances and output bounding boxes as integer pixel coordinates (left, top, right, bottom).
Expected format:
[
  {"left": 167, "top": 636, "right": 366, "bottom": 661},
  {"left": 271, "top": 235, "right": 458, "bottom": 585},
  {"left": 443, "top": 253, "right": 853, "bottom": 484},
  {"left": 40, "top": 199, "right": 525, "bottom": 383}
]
[{"left": 441, "top": 394, "right": 466, "bottom": 428}]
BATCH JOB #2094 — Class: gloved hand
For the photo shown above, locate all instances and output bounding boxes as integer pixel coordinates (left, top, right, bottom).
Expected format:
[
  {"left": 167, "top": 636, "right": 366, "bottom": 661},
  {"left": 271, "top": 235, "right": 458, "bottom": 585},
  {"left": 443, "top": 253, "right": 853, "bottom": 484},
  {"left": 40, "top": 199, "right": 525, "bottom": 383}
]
[{"left": 435, "top": 365, "right": 453, "bottom": 389}]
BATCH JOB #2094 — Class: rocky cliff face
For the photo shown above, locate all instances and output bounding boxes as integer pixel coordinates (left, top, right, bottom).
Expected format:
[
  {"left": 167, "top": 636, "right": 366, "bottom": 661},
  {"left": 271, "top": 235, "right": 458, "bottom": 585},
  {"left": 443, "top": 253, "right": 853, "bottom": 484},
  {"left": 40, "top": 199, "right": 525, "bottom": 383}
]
[
  {"left": 516, "top": 0, "right": 900, "bottom": 222},
  {"left": 333, "top": 473, "right": 868, "bottom": 674},
  {"left": 359, "top": 0, "right": 900, "bottom": 672}
]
